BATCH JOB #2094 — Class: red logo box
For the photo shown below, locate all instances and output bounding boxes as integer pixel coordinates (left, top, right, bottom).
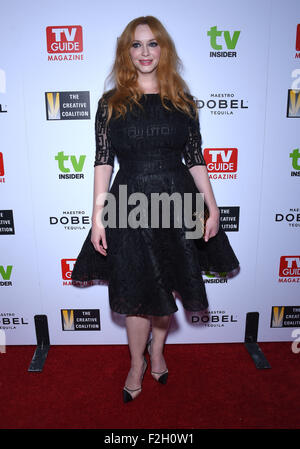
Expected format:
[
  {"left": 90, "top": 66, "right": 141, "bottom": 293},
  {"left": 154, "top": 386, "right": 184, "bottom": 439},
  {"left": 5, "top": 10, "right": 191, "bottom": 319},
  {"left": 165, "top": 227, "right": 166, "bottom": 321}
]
[
  {"left": 279, "top": 256, "right": 300, "bottom": 277},
  {"left": 203, "top": 148, "right": 238, "bottom": 172},
  {"left": 0, "top": 153, "right": 4, "bottom": 176},
  {"left": 61, "top": 259, "right": 77, "bottom": 280},
  {"left": 46, "top": 26, "right": 83, "bottom": 53},
  {"left": 296, "top": 24, "right": 300, "bottom": 51}
]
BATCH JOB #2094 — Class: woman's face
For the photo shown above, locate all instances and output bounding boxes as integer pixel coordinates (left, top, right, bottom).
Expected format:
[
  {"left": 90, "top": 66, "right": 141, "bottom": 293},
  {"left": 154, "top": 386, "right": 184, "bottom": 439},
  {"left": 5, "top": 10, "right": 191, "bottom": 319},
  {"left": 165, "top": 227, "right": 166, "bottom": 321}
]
[{"left": 129, "top": 24, "right": 161, "bottom": 76}]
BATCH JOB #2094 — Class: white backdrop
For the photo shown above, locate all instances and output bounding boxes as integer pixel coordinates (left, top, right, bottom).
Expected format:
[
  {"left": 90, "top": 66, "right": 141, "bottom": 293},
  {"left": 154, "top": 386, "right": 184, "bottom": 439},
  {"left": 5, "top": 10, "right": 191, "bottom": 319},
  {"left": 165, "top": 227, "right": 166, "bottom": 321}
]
[{"left": 1, "top": 0, "right": 299, "bottom": 345}]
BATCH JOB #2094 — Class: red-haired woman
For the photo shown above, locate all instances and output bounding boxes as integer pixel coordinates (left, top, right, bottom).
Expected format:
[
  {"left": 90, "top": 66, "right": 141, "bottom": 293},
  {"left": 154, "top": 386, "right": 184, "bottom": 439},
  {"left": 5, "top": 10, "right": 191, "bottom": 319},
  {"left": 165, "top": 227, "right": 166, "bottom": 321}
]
[{"left": 71, "top": 16, "right": 239, "bottom": 403}]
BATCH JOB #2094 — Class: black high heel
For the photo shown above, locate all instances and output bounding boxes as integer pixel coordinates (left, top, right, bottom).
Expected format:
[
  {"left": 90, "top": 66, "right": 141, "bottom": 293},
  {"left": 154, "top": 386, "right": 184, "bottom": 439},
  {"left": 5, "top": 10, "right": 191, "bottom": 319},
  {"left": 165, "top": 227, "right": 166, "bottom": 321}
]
[
  {"left": 147, "top": 338, "right": 168, "bottom": 385},
  {"left": 123, "top": 357, "right": 148, "bottom": 403}
]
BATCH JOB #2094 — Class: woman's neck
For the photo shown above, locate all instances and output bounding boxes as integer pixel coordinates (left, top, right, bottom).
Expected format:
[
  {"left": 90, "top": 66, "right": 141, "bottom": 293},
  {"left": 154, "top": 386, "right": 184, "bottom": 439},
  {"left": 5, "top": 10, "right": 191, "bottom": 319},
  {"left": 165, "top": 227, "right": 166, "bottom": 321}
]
[{"left": 136, "top": 79, "right": 160, "bottom": 95}]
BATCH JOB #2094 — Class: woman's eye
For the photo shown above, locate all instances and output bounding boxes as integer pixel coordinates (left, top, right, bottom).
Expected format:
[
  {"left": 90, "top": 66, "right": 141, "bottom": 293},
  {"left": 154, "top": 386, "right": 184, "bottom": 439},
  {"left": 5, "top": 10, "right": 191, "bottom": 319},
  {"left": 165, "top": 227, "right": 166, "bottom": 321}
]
[{"left": 132, "top": 42, "right": 158, "bottom": 48}]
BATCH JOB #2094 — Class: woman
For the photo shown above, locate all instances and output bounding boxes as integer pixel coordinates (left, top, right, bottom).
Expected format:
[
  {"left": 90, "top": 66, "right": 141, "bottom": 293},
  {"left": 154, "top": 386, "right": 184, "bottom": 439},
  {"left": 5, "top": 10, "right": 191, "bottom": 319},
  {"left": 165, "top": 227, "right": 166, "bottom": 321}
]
[{"left": 71, "top": 16, "right": 239, "bottom": 403}]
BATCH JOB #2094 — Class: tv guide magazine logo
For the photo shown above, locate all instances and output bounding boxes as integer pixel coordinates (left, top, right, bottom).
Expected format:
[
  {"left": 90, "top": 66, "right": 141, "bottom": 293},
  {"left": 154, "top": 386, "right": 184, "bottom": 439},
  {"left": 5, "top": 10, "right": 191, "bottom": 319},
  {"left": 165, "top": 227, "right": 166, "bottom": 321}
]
[
  {"left": 204, "top": 148, "right": 238, "bottom": 180},
  {"left": 46, "top": 26, "right": 83, "bottom": 61},
  {"left": 278, "top": 256, "right": 300, "bottom": 283}
]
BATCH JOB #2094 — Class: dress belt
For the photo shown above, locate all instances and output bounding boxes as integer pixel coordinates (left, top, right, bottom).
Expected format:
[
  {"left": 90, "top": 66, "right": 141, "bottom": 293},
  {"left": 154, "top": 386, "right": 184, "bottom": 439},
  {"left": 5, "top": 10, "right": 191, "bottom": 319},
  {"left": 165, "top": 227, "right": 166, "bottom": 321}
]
[{"left": 119, "top": 155, "right": 184, "bottom": 174}]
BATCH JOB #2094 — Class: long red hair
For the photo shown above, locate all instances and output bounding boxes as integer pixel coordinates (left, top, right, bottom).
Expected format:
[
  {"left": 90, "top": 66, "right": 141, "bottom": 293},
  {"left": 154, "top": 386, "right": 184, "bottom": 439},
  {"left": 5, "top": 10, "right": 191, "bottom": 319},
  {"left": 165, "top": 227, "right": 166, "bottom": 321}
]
[{"left": 102, "top": 15, "right": 198, "bottom": 122}]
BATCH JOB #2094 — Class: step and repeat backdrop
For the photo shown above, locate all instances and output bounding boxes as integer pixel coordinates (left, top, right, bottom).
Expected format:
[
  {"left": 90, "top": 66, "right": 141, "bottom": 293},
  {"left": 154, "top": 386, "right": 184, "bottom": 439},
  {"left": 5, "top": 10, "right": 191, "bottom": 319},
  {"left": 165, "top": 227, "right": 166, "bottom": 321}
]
[{"left": 1, "top": 0, "right": 299, "bottom": 346}]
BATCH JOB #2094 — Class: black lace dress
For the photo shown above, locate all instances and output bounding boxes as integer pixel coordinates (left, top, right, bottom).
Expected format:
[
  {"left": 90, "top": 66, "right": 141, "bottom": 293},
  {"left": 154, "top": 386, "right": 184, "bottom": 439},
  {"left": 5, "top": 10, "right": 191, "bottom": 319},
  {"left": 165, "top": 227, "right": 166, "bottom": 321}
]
[{"left": 71, "top": 91, "right": 239, "bottom": 316}]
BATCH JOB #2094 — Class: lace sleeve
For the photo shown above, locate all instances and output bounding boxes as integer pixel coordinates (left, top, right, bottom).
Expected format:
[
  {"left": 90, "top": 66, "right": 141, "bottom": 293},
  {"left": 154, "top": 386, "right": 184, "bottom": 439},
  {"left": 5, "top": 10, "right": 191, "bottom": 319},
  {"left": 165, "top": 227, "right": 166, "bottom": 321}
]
[
  {"left": 182, "top": 99, "right": 206, "bottom": 169},
  {"left": 94, "top": 96, "right": 115, "bottom": 168}
]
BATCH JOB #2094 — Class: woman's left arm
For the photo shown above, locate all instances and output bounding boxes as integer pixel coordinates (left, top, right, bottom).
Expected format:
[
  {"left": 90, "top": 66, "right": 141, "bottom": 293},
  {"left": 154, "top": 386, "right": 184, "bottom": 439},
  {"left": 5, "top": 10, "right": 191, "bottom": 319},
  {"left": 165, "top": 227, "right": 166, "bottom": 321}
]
[
  {"left": 189, "top": 165, "right": 220, "bottom": 242},
  {"left": 182, "top": 95, "right": 220, "bottom": 242}
]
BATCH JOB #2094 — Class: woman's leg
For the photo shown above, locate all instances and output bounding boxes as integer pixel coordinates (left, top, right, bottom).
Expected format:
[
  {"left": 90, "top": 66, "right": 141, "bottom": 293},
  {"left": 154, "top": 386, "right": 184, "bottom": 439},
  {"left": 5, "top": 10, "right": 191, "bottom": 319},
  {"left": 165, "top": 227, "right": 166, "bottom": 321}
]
[
  {"left": 150, "top": 314, "right": 172, "bottom": 376},
  {"left": 124, "top": 314, "right": 151, "bottom": 391},
  {"left": 149, "top": 292, "right": 175, "bottom": 374}
]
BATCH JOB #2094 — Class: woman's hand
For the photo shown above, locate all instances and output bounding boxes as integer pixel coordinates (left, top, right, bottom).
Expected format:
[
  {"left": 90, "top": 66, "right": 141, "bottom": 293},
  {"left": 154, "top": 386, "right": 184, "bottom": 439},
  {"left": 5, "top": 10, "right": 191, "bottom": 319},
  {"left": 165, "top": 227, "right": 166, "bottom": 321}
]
[
  {"left": 188, "top": 166, "right": 221, "bottom": 242},
  {"left": 204, "top": 209, "right": 220, "bottom": 242},
  {"left": 91, "top": 213, "right": 108, "bottom": 256}
]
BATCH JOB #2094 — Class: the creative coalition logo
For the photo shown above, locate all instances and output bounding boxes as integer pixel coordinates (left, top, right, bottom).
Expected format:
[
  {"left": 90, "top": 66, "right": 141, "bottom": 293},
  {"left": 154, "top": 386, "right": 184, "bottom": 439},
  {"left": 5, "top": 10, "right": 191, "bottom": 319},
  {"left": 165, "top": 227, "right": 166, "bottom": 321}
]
[
  {"left": 0, "top": 265, "right": 12, "bottom": 287},
  {"left": 195, "top": 93, "right": 248, "bottom": 116},
  {"left": 290, "top": 148, "right": 300, "bottom": 176},
  {"left": 275, "top": 208, "right": 300, "bottom": 228},
  {"left": 45, "top": 91, "right": 90, "bottom": 120},
  {"left": 61, "top": 259, "right": 76, "bottom": 285},
  {"left": 55, "top": 151, "right": 86, "bottom": 180},
  {"left": 271, "top": 306, "right": 300, "bottom": 328},
  {"left": 61, "top": 309, "right": 101, "bottom": 331},
  {"left": 286, "top": 89, "right": 300, "bottom": 117},
  {"left": 0, "top": 210, "right": 15, "bottom": 235},
  {"left": 0, "top": 152, "right": 5, "bottom": 182},
  {"left": 204, "top": 148, "right": 238, "bottom": 180},
  {"left": 191, "top": 310, "right": 238, "bottom": 327},
  {"left": 207, "top": 26, "right": 240, "bottom": 58},
  {"left": 46, "top": 26, "right": 83, "bottom": 61},
  {"left": 50, "top": 210, "right": 90, "bottom": 231},
  {"left": 278, "top": 256, "right": 300, "bottom": 283},
  {"left": 219, "top": 206, "right": 239, "bottom": 231}
]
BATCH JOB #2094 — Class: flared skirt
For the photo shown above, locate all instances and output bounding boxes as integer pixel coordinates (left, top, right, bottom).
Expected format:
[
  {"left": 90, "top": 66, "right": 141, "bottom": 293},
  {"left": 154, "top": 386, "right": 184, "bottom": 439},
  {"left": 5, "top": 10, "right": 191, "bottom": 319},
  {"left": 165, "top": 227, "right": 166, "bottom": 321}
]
[{"left": 71, "top": 162, "right": 240, "bottom": 315}]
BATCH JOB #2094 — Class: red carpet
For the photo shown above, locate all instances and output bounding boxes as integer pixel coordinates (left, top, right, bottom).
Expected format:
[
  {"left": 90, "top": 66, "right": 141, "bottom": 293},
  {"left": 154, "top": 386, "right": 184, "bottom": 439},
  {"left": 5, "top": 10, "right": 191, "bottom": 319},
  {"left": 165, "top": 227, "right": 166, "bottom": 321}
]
[{"left": 0, "top": 342, "right": 299, "bottom": 429}]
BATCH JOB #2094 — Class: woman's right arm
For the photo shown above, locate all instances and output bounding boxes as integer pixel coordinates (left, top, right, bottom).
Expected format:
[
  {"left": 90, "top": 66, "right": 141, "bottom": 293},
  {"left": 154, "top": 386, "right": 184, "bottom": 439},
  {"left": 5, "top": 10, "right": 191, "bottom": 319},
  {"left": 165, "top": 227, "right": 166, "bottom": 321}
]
[
  {"left": 91, "top": 165, "right": 113, "bottom": 255},
  {"left": 91, "top": 95, "right": 115, "bottom": 256}
]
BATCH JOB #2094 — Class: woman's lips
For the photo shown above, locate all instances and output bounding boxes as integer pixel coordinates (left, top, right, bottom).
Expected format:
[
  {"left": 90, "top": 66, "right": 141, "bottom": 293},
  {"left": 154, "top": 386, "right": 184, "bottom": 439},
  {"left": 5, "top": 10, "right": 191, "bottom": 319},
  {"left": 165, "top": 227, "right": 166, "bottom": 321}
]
[{"left": 139, "top": 60, "right": 153, "bottom": 66}]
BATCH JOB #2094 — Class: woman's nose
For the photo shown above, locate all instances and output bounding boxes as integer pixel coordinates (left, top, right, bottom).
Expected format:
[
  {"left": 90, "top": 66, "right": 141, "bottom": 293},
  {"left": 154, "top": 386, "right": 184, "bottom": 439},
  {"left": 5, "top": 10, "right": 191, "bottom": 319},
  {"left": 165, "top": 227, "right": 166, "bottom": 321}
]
[{"left": 141, "top": 44, "right": 150, "bottom": 56}]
